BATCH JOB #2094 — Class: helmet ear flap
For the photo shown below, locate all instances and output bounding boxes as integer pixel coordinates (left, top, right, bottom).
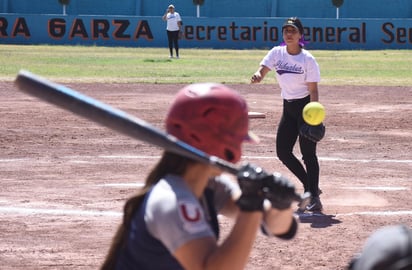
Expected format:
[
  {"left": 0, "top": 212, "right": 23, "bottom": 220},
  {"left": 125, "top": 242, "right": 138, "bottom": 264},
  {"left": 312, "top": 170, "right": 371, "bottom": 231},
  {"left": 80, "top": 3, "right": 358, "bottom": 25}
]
[{"left": 224, "top": 149, "right": 235, "bottom": 162}]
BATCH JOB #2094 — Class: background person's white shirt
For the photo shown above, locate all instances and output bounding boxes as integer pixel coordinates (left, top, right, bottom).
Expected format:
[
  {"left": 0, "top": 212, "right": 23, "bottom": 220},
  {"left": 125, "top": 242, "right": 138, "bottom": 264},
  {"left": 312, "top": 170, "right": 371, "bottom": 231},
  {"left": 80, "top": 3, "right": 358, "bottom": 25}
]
[{"left": 166, "top": 12, "right": 181, "bottom": 31}]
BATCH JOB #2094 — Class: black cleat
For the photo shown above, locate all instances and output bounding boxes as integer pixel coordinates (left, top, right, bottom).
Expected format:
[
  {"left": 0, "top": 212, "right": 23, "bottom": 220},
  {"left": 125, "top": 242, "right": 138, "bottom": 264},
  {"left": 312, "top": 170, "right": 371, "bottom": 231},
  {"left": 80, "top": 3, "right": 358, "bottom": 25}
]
[{"left": 306, "top": 196, "right": 323, "bottom": 212}]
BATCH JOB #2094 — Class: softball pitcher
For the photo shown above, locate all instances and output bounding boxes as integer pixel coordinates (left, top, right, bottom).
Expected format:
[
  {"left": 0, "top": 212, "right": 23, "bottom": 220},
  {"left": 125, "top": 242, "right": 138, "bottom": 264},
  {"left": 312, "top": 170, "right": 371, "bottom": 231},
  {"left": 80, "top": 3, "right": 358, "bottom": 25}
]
[
  {"left": 251, "top": 17, "right": 324, "bottom": 212},
  {"left": 101, "top": 83, "right": 298, "bottom": 270}
]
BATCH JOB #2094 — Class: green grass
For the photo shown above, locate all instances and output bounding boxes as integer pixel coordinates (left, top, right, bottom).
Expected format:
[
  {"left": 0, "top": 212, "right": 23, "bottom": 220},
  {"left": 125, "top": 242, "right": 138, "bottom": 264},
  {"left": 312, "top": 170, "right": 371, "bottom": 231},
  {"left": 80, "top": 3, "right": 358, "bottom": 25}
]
[{"left": 0, "top": 45, "right": 411, "bottom": 86}]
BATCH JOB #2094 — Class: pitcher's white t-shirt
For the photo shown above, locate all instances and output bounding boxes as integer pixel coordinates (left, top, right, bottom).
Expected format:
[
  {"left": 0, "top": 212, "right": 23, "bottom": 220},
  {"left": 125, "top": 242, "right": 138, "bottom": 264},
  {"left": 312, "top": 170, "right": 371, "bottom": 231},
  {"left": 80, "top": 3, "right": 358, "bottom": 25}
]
[{"left": 260, "top": 46, "right": 320, "bottom": 100}]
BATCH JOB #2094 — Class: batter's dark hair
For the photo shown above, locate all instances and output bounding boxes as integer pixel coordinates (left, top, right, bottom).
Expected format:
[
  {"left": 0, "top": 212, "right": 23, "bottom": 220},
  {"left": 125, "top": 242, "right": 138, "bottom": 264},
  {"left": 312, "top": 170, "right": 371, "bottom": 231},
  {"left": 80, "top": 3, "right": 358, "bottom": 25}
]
[{"left": 101, "top": 151, "right": 195, "bottom": 270}]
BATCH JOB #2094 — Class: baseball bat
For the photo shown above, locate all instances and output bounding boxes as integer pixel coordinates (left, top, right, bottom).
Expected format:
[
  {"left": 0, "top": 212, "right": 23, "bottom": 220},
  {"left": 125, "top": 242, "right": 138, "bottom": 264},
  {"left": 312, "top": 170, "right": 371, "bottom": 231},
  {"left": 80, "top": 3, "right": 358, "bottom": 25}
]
[{"left": 14, "top": 70, "right": 310, "bottom": 208}]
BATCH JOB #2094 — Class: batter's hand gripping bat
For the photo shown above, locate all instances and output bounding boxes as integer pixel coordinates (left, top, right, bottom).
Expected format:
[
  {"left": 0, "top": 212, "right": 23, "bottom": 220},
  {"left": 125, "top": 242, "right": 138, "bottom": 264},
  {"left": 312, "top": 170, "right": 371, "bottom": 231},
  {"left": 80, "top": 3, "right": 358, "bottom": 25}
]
[{"left": 14, "top": 70, "right": 310, "bottom": 210}]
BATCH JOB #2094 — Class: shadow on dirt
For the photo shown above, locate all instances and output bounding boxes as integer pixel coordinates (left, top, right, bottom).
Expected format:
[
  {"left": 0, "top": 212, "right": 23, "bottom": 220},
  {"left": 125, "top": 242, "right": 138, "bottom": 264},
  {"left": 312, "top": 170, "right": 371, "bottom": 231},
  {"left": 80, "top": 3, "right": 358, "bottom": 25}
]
[{"left": 296, "top": 212, "right": 342, "bottom": 228}]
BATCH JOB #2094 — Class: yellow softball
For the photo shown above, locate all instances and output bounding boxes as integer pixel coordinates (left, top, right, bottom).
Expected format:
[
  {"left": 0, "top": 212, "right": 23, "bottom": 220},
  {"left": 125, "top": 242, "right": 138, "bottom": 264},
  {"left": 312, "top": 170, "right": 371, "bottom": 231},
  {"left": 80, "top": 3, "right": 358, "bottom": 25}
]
[{"left": 302, "top": 102, "right": 326, "bottom": 126}]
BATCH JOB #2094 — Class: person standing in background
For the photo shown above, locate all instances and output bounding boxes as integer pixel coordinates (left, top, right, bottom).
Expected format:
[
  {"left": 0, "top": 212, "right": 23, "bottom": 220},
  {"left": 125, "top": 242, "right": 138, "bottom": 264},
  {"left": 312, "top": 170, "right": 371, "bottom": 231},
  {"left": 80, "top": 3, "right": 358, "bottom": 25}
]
[
  {"left": 250, "top": 17, "right": 324, "bottom": 212},
  {"left": 162, "top": 4, "right": 182, "bottom": 59}
]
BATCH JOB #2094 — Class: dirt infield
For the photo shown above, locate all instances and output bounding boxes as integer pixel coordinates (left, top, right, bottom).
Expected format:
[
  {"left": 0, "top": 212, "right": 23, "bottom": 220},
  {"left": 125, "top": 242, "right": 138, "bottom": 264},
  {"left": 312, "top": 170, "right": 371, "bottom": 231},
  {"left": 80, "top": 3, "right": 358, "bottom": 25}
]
[{"left": 1, "top": 81, "right": 411, "bottom": 269}]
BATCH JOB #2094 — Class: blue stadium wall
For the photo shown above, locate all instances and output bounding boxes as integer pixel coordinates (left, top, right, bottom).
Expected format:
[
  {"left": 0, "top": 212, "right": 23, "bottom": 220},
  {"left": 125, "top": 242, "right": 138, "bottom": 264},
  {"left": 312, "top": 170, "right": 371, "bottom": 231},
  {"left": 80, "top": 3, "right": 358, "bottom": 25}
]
[
  {"left": 0, "top": 1, "right": 411, "bottom": 49},
  {"left": 1, "top": 0, "right": 411, "bottom": 18}
]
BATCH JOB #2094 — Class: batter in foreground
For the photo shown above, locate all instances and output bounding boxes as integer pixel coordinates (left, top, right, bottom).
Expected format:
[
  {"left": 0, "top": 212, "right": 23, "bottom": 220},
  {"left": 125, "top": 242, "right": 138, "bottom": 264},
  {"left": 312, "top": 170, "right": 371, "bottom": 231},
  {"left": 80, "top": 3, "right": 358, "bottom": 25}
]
[{"left": 101, "top": 83, "right": 298, "bottom": 270}]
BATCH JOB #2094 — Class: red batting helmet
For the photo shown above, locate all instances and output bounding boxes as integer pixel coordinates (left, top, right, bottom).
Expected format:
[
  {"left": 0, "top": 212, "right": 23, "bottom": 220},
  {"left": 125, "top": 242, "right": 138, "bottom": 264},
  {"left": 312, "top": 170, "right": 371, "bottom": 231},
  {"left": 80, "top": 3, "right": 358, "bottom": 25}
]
[{"left": 166, "top": 83, "right": 257, "bottom": 163}]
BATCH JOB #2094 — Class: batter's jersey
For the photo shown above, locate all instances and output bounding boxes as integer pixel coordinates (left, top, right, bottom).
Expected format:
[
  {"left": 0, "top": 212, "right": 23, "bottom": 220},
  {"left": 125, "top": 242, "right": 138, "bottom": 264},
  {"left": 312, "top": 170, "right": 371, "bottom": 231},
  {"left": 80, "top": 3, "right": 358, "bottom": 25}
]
[
  {"left": 115, "top": 174, "right": 237, "bottom": 270},
  {"left": 260, "top": 46, "right": 320, "bottom": 100},
  {"left": 165, "top": 12, "right": 181, "bottom": 31}
]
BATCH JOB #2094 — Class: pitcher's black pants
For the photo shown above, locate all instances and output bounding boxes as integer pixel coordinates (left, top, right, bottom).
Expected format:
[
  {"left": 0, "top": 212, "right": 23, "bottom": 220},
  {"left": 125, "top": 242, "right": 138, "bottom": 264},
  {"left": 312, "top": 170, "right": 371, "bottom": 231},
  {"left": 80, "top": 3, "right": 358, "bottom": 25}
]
[{"left": 276, "top": 95, "right": 320, "bottom": 197}]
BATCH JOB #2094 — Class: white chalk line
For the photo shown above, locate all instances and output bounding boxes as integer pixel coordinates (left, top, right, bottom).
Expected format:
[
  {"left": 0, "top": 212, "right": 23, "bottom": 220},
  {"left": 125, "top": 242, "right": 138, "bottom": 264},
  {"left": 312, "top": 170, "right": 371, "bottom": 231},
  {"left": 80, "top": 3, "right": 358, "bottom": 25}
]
[
  {"left": 0, "top": 158, "right": 30, "bottom": 162},
  {"left": 0, "top": 155, "right": 411, "bottom": 164},
  {"left": 0, "top": 205, "right": 411, "bottom": 218},
  {"left": 337, "top": 211, "right": 412, "bottom": 217},
  {"left": 99, "top": 155, "right": 412, "bottom": 164},
  {"left": 98, "top": 183, "right": 144, "bottom": 188},
  {"left": 318, "top": 157, "right": 411, "bottom": 164},
  {"left": 0, "top": 206, "right": 121, "bottom": 217},
  {"left": 343, "top": 186, "right": 408, "bottom": 191},
  {"left": 99, "top": 155, "right": 159, "bottom": 159},
  {"left": 100, "top": 183, "right": 409, "bottom": 191}
]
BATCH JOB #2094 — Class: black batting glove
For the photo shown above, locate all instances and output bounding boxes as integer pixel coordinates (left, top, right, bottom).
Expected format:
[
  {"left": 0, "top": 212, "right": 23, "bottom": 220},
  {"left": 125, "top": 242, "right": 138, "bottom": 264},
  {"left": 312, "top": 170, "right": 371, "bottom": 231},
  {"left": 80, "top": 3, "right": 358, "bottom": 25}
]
[
  {"left": 236, "top": 163, "right": 268, "bottom": 212},
  {"left": 262, "top": 173, "right": 296, "bottom": 210}
]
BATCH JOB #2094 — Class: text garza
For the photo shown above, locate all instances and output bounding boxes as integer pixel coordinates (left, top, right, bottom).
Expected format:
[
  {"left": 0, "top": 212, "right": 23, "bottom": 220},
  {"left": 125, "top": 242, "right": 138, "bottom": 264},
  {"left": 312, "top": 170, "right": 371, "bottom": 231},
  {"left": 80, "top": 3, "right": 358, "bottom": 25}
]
[{"left": 0, "top": 17, "right": 154, "bottom": 40}]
